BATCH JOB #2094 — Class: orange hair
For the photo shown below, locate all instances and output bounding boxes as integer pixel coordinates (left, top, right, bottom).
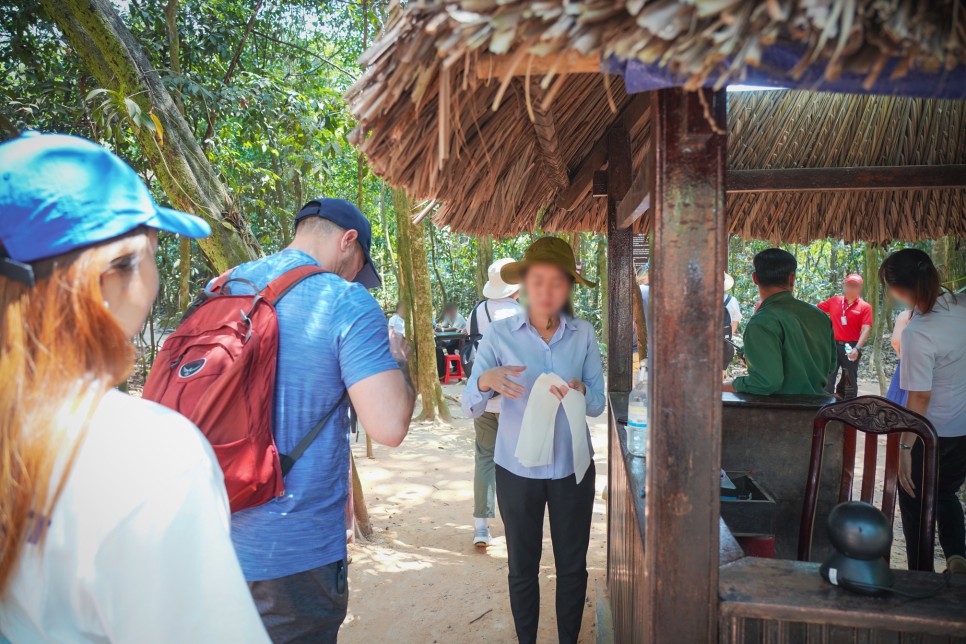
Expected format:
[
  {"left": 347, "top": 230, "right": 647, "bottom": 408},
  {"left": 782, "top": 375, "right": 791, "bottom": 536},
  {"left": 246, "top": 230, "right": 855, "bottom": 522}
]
[{"left": 0, "top": 243, "right": 134, "bottom": 593}]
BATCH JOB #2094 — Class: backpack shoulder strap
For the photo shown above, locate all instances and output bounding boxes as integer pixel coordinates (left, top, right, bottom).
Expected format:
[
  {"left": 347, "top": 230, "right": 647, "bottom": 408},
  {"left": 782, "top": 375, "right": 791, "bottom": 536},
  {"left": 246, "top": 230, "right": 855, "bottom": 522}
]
[
  {"left": 260, "top": 265, "right": 327, "bottom": 304},
  {"left": 208, "top": 269, "right": 234, "bottom": 294},
  {"left": 483, "top": 301, "right": 492, "bottom": 323},
  {"left": 469, "top": 301, "right": 482, "bottom": 337},
  {"left": 279, "top": 391, "right": 349, "bottom": 476}
]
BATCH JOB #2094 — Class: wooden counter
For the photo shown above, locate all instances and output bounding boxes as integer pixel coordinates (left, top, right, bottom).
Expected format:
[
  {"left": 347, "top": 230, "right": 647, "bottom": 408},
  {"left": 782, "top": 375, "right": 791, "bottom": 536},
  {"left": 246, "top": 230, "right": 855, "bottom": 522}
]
[
  {"left": 608, "top": 393, "right": 744, "bottom": 642},
  {"left": 607, "top": 393, "right": 966, "bottom": 643},
  {"left": 722, "top": 392, "right": 840, "bottom": 560},
  {"left": 719, "top": 558, "right": 966, "bottom": 642}
]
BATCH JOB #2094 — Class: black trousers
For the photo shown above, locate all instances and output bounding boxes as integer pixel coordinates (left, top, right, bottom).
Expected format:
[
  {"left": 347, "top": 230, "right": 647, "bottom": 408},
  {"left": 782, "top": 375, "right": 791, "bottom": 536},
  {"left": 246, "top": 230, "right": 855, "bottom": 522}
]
[
  {"left": 496, "top": 463, "right": 596, "bottom": 644},
  {"left": 437, "top": 339, "right": 462, "bottom": 376},
  {"left": 898, "top": 436, "right": 966, "bottom": 570},
  {"left": 248, "top": 559, "right": 348, "bottom": 643},
  {"left": 825, "top": 341, "right": 861, "bottom": 399}
]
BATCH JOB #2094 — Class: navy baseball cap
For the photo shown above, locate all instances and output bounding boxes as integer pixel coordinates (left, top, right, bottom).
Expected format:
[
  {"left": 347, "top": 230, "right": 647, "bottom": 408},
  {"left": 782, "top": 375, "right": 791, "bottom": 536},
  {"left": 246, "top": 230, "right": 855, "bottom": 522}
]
[
  {"left": 294, "top": 197, "right": 381, "bottom": 289},
  {"left": 0, "top": 132, "right": 210, "bottom": 286}
]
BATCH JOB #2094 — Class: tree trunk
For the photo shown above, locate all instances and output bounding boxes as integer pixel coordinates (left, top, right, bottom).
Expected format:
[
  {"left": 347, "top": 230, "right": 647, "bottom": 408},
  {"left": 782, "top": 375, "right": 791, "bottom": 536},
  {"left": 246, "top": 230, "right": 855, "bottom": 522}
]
[
  {"left": 828, "top": 240, "right": 839, "bottom": 291},
  {"left": 393, "top": 189, "right": 450, "bottom": 422},
  {"left": 202, "top": 0, "right": 264, "bottom": 148},
  {"left": 350, "top": 453, "right": 373, "bottom": 540},
  {"left": 163, "top": 0, "right": 183, "bottom": 114},
  {"left": 934, "top": 236, "right": 966, "bottom": 290},
  {"left": 633, "top": 278, "right": 647, "bottom": 359},
  {"left": 863, "top": 245, "right": 888, "bottom": 395},
  {"left": 475, "top": 235, "right": 493, "bottom": 300},
  {"left": 570, "top": 232, "right": 582, "bottom": 267},
  {"left": 270, "top": 151, "right": 292, "bottom": 247},
  {"left": 597, "top": 235, "right": 608, "bottom": 351},
  {"left": 178, "top": 237, "right": 191, "bottom": 311},
  {"left": 428, "top": 224, "right": 448, "bottom": 309},
  {"left": 377, "top": 182, "right": 399, "bottom": 289},
  {"left": 41, "top": 0, "right": 260, "bottom": 273},
  {"left": 414, "top": 218, "right": 452, "bottom": 421},
  {"left": 163, "top": 0, "right": 191, "bottom": 311}
]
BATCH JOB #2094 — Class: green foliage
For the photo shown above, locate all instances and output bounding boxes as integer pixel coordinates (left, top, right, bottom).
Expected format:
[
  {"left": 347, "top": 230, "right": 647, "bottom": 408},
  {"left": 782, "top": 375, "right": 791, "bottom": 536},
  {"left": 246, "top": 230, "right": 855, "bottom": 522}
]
[{"left": 3, "top": 0, "right": 962, "bottom": 357}]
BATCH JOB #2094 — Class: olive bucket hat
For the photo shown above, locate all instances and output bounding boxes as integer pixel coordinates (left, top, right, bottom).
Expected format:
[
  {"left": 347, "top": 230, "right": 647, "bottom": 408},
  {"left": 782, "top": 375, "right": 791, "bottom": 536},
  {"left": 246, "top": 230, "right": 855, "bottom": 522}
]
[{"left": 500, "top": 237, "right": 597, "bottom": 288}]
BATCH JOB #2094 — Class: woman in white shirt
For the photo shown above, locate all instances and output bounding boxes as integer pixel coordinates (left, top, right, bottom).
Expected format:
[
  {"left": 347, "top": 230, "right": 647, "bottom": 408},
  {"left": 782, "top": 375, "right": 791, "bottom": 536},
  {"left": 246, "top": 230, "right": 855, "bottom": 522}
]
[
  {"left": 0, "top": 133, "right": 269, "bottom": 642},
  {"left": 879, "top": 249, "right": 966, "bottom": 574}
]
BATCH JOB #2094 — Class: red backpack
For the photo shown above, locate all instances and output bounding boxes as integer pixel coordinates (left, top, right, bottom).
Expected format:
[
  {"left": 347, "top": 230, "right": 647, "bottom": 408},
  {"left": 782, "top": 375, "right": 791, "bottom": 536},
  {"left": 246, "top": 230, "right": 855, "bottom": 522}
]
[{"left": 143, "top": 265, "right": 346, "bottom": 513}]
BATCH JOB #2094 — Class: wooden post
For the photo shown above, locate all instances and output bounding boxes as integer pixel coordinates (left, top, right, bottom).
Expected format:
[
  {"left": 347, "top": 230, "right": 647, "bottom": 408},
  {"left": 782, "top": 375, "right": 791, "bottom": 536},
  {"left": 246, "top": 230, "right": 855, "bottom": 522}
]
[
  {"left": 606, "top": 125, "right": 634, "bottom": 394},
  {"left": 646, "top": 88, "right": 727, "bottom": 642}
]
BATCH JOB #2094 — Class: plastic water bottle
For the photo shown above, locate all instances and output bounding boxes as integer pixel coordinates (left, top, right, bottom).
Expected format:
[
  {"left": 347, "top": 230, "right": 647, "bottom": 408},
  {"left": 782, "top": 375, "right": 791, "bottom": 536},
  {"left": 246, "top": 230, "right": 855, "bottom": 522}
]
[
  {"left": 845, "top": 343, "right": 856, "bottom": 361},
  {"left": 627, "top": 369, "right": 648, "bottom": 457}
]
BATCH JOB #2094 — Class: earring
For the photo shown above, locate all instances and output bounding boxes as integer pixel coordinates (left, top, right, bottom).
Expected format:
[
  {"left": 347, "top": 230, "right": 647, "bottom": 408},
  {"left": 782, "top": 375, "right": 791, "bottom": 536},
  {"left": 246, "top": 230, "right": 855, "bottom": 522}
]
[{"left": 103, "top": 300, "right": 110, "bottom": 310}]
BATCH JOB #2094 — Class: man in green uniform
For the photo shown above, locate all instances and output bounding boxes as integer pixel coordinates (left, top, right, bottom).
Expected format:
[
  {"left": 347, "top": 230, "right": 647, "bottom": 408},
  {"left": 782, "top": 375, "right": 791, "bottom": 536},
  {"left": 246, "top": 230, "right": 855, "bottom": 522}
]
[{"left": 724, "top": 248, "right": 836, "bottom": 396}]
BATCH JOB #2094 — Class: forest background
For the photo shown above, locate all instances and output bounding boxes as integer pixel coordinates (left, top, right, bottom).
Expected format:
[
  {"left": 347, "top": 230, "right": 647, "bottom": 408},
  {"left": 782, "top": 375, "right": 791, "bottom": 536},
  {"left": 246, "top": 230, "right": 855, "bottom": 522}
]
[{"left": 3, "top": 0, "right": 965, "bottom": 413}]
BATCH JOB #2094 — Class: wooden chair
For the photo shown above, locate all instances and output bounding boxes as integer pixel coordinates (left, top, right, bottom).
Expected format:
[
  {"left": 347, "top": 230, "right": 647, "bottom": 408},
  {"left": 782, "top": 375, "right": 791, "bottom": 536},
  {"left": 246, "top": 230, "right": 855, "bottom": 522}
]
[{"left": 797, "top": 395, "right": 939, "bottom": 571}]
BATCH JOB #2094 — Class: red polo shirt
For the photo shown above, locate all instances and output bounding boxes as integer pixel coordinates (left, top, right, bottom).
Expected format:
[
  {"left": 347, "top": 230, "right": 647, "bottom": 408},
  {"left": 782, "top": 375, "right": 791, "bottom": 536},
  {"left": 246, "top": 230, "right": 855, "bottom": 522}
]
[{"left": 817, "top": 296, "right": 873, "bottom": 342}]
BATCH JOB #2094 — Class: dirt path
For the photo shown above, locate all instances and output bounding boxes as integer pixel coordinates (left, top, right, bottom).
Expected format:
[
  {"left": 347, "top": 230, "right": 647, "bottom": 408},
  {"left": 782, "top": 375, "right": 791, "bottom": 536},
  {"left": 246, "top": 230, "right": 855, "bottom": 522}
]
[{"left": 343, "top": 383, "right": 607, "bottom": 643}]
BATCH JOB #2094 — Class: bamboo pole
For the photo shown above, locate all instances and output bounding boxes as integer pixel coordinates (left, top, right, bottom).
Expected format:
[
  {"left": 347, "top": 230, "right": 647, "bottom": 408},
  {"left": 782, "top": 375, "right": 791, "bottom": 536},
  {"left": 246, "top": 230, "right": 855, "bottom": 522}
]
[{"left": 351, "top": 452, "right": 373, "bottom": 540}]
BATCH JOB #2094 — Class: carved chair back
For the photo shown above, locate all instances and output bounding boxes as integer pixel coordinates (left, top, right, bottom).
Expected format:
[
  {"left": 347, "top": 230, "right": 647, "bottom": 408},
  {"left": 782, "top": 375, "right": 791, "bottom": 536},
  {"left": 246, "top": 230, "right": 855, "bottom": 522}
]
[{"left": 797, "top": 396, "right": 939, "bottom": 570}]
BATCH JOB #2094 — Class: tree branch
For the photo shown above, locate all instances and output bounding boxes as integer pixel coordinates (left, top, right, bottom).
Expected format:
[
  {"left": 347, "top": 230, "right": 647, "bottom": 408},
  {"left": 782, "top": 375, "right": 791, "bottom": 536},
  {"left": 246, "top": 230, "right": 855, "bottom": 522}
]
[
  {"left": 202, "top": 0, "right": 264, "bottom": 147},
  {"left": 250, "top": 29, "right": 357, "bottom": 80}
]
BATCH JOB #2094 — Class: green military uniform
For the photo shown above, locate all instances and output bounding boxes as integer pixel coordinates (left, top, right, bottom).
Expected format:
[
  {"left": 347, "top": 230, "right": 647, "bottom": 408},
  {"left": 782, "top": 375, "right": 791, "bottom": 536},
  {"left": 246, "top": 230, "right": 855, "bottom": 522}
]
[{"left": 733, "top": 291, "right": 836, "bottom": 396}]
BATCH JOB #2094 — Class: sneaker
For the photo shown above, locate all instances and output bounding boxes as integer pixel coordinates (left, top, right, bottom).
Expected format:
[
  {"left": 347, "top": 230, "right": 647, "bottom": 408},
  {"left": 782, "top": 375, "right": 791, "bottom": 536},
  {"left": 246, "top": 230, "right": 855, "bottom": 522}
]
[
  {"left": 947, "top": 555, "right": 966, "bottom": 575},
  {"left": 473, "top": 527, "right": 492, "bottom": 547}
]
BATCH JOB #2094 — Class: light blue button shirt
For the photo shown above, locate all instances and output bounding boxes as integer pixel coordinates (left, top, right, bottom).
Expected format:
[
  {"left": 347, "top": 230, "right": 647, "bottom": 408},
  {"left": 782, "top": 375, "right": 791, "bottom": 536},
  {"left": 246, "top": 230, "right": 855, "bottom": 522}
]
[{"left": 462, "top": 313, "right": 605, "bottom": 479}]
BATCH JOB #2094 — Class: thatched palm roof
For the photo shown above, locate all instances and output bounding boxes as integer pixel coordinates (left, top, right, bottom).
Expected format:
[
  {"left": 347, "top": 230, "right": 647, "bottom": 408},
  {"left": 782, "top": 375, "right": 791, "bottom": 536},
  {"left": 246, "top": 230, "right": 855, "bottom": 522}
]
[{"left": 346, "top": 0, "right": 966, "bottom": 241}]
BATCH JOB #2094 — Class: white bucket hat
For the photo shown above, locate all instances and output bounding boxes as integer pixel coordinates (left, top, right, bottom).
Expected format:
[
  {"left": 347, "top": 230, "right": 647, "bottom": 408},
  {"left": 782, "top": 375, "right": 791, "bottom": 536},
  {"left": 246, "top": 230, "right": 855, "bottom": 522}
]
[
  {"left": 483, "top": 257, "right": 521, "bottom": 299},
  {"left": 724, "top": 272, "right": 735, "bottom": 292}
]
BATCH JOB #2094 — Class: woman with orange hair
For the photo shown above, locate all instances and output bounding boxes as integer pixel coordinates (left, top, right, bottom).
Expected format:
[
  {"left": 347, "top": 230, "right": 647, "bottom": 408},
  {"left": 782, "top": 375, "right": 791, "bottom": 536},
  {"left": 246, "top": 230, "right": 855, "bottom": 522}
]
[{"left": 0, "top": 133, "right": 268, "bottom": 642}]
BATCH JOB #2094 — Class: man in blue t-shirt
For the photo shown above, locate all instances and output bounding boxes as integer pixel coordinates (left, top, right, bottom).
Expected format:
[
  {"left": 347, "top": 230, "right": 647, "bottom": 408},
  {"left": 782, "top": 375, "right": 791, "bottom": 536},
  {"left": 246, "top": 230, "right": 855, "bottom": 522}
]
[{"left": 224, "top": 198, "right": 415, "bottom": 642}]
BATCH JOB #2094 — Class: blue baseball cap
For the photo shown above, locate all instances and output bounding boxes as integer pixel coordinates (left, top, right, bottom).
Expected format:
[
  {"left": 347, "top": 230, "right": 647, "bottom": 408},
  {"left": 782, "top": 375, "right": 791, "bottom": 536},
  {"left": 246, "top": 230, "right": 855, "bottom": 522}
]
[
  {"left": 0, "top": 132, "right": 210, "bottom": 285},
  {"left": 294, "top": 197, "right": 381, "bottom": 289}
]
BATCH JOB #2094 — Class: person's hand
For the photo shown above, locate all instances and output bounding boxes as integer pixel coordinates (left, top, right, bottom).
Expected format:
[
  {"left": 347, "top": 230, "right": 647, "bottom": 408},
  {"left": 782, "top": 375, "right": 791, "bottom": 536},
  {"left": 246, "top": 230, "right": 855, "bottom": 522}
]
[
  {"left": 389, "top": 329, "right": 411, "bottom": 363},
  {"left": 478, "top": 365, "right": 526, "bottom": 399},
  {"left": 898, "top": 448, "right": 916, "bottom": 498},
  {"left": 549, "top": 382, "right": 570, "bottom": 401},
  {"left": 848, "top": 348, "right": 860, "bottom": 361},
  {"left": 550, "top": 379, "right": 586, "bottom": 401}
]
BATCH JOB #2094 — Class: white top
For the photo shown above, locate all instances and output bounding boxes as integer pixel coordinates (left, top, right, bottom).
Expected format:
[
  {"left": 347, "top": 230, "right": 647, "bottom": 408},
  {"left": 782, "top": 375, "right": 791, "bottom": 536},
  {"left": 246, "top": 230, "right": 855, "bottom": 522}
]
[
  {"left": 725, "top": 293, "right": 742, "bottom": 325},
  {"left": 471, "top": 297, "right": 522, "bottom": 413},
  {"left": 0, "top": 390, "right": 269, "bottom": 644},
  {"left": 388, "top": 313, "right": 406, "bottom": 336},
  {"left": 900, "top": 293, "right": 966, "bottom": 438},
  {"left": 440, "top": 312, "right": 468, "bottom": 331}
]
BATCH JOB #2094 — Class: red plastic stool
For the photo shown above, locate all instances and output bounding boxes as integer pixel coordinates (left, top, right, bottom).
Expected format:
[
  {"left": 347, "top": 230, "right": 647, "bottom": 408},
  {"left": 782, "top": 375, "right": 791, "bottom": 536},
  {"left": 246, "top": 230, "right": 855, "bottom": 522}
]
[{"left": 441, "top": 354, "right": 465, "bottom": 384}]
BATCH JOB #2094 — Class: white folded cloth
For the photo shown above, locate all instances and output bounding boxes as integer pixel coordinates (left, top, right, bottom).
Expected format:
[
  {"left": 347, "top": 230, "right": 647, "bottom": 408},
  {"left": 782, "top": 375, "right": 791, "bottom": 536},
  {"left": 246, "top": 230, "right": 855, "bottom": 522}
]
[{"left": 515, "top": 372, "right": 591, "bottom": 483}]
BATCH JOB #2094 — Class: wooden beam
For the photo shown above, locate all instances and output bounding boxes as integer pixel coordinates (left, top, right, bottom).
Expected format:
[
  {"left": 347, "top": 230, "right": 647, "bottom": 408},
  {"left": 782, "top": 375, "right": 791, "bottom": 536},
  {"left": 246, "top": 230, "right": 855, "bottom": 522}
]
[
  {"left": 610, "top": 155, "right": 965, "bottom": 231},
  {"left": 476, "top": 51, "right": 600, "bottom": 79},
  {"left": 615, "top": 148, "right": 651, "bottom": 229},
  {"left": 606, "top": 124, "right": 633, "bottom": 394},
  {"left": 527, "top": 80, "right": 569, "bottom": 191},
  {"left": 556, "top": 94, "right": 650, "bottom": 211},
  {"left": 728, "top": 165, "right": 966, "bottom": 193},
  {"left": 646, "top": 88, "right": 726, "bottom": 642}
]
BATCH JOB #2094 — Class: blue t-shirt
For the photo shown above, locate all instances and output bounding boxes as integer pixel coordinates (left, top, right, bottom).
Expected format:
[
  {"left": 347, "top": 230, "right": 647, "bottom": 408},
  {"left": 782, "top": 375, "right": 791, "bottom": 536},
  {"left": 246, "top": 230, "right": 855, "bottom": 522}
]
[{"left": 224, "top": 249, "right": 398, "bottom": 581}]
